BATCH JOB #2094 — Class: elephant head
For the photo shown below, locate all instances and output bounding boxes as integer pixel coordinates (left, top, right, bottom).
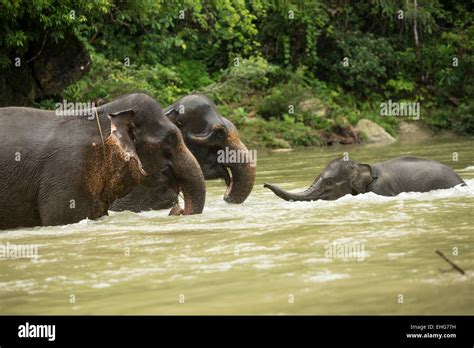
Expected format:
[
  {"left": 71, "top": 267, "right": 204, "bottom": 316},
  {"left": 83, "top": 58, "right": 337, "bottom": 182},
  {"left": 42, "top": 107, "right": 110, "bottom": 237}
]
[
  {"left": 104, "top": 93, "right": 206, "bottom": 215},
  {"left": 264, "top": 158, "right": 377, "bottom": 201},
  {"left": 164, "top": 94, "right": 256, "bottom": 204}
]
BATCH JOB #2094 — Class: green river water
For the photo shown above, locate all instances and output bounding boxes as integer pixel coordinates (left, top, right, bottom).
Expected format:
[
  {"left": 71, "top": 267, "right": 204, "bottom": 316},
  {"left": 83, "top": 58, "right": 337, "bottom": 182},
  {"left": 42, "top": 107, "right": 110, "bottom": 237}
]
[{"left": 1, "top": 137, "right": 473, "bottom": 314}]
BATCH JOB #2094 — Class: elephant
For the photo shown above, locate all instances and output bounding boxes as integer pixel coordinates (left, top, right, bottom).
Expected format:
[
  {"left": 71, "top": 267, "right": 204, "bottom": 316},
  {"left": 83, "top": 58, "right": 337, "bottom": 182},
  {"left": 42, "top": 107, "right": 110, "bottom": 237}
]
[
  {"left": 264, "top": 156, "right": 465, "bottom": 201},
  {"left": 165, "top": 94, "right": 256, "bottom": 203},
  {"left": 0, "top": 93, "right": 205, "bottom": 230},
  {"left": 111, "top": 93, "right": 256, "bottom": 212}
]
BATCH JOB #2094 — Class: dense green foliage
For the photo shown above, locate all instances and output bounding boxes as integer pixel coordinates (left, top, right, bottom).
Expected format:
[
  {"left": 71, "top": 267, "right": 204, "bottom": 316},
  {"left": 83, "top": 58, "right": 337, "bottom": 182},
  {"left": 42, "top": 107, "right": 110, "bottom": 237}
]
[
  {"left": 0, "top": 0, "right": 110, "bottom": 68},
  {"left": 1, "top": 0, "right": 472, "bottom": 147}
]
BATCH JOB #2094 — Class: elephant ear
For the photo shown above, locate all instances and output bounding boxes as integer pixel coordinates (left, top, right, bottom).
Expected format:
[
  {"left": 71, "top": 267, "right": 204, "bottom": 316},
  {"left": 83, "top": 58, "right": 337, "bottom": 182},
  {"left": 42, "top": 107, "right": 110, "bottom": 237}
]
[
  {"left": 164, "top": 104, "right": 183, "bottom": 128},
  {"left": 108, "top": 108, "right": 146, "bottom": 176},
  {"left": 350, "top": 163, "right": 374, "bottom": 193},
  {"left": 221, "top": 116, "right": 237, "bottom": 133}
]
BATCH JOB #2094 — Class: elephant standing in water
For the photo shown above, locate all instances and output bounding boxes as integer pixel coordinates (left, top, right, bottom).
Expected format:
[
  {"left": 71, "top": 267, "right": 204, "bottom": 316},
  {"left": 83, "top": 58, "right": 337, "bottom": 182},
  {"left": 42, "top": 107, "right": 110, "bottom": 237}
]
[
  {"left": 0, "top": 93, "right": 205, "bottom": 229},
  {"left": 111, "top": 94, "right": 256, "bottom": 212},
  {"left": 264, "top": 156, "right": 465, "bottom": 201}
]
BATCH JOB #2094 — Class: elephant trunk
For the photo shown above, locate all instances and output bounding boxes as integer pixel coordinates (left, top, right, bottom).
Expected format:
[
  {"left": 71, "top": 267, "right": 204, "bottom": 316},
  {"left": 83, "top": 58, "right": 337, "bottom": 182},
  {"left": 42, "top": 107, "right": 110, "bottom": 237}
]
[
  {"left": 170, "top": 143, "right": 206, "bottom": 215},
  {"left": 223, "top": 134, "right": 256, "bottom": 204},
  {"left": 263, "top": 173, "right": 323, "bottom": 202}
]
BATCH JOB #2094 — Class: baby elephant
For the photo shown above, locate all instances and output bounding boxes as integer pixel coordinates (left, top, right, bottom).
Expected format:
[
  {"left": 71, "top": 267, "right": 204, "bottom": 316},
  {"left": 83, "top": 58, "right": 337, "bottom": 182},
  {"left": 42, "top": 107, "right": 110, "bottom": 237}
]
[{"left": 264, "top": 156, "right": 465, "bottom": 201}]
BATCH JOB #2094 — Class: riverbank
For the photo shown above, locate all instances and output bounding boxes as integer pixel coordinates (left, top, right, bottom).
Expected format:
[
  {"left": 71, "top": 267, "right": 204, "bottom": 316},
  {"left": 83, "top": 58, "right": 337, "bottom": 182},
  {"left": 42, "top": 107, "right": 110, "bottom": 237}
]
[{"left": 197, "top": 58, "right": 472, "bottom": 149}]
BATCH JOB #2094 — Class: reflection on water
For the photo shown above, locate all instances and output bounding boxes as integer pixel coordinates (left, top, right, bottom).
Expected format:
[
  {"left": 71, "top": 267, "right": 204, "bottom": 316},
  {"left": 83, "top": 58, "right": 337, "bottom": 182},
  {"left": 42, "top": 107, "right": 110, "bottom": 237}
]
[{"left": 0, "top": 137, "right": 473, "bottom": 314}]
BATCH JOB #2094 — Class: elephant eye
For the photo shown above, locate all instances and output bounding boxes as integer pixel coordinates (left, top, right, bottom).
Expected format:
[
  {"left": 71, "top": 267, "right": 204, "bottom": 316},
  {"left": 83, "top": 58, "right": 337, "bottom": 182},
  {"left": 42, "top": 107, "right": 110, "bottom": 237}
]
[
  {"left": 176, "top": 120, "right": 183, "bottom": 128},
  {"left": 324, "top": 177, "right": 335, "bottom": 185},
  {"left": 215, "top": 128, "right": 226, "bottom": 139}
]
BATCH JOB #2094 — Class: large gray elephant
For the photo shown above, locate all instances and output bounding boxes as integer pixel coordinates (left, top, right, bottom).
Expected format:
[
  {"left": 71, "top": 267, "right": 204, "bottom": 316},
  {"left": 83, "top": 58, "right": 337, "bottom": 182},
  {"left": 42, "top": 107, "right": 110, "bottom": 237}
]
[
  {"left": 264, "top": 156, "right": 465, "bottom": 201},
  {"left": 0, "top": 93, "right": 205, "bottom": 230},
  {"left": 111, "top": 94, "right": 256, "bottom": 212}
]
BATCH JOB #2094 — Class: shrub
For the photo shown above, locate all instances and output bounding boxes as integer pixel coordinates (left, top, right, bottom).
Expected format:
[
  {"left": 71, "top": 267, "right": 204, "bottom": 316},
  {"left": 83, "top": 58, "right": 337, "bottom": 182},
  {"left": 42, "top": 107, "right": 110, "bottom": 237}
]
[
  {"left": 201, "top": 56, "right": 285, "bottom": 103},
  {"left": 318, "top": 33, "right": 396, "bottom": 99}
]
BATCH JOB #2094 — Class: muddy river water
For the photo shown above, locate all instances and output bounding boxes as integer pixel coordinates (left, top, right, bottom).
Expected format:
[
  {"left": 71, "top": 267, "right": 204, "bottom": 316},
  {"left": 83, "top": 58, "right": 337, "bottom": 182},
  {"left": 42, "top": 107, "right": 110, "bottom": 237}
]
[{"left": 0, "top": 137, "right": 473, "bottom": 314}]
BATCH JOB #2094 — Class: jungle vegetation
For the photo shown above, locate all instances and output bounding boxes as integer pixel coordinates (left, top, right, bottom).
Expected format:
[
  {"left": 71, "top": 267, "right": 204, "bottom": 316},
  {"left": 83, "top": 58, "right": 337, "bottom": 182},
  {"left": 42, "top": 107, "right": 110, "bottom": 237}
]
[{"left": 1, "top": 0, "right": 472, "bottom": 147}]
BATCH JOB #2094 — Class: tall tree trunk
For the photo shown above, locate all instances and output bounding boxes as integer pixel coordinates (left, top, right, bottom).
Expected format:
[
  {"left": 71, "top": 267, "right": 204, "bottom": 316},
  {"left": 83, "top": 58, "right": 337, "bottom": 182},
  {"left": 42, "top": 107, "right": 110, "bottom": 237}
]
[{"left": 413, "top": 0, "right": 420, "bottom": 60}]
